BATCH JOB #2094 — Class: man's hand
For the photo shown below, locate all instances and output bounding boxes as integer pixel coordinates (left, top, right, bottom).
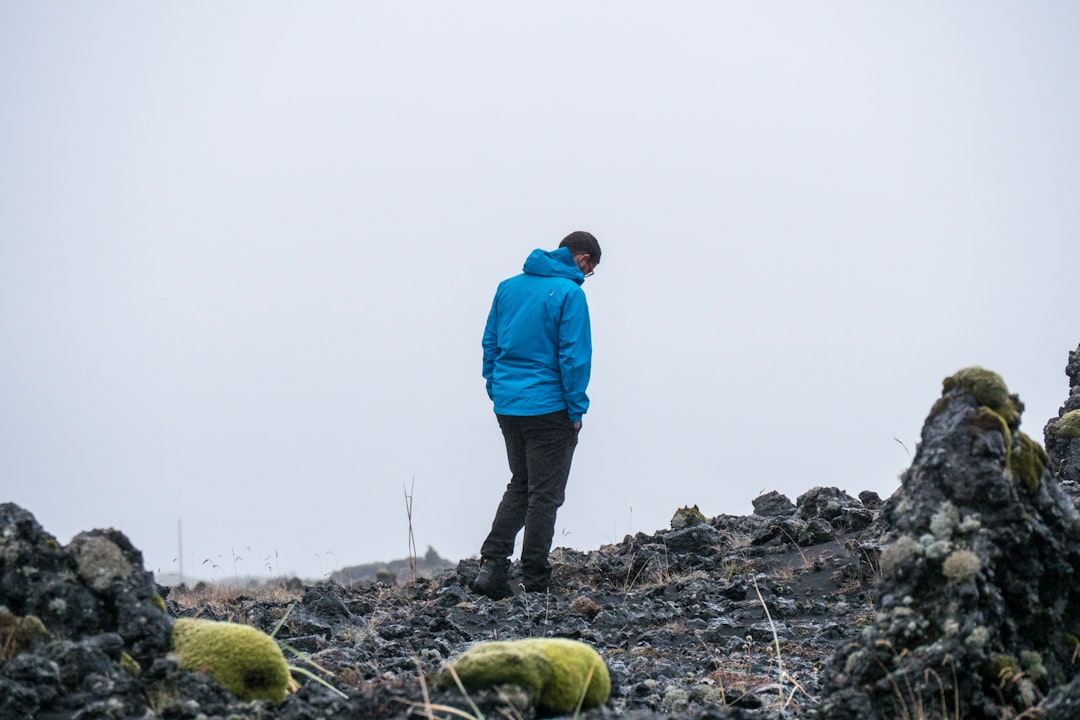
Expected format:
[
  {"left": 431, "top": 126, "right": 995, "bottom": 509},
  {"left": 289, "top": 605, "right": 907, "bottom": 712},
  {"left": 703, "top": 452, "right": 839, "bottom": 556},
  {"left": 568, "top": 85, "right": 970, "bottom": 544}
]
[{"left": 573, "top": 421, "right": 582, "bottom": 430}]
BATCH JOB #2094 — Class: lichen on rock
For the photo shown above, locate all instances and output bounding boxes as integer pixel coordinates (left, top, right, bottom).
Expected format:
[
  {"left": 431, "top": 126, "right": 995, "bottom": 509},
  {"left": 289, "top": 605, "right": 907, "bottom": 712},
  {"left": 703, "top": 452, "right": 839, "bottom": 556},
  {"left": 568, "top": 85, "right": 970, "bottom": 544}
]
[
  {"left": 941, "top": 549, "right": 981, "bottom": 581},
  {"left": 70, "top": 534, "right": 134, "bottom": 593}
]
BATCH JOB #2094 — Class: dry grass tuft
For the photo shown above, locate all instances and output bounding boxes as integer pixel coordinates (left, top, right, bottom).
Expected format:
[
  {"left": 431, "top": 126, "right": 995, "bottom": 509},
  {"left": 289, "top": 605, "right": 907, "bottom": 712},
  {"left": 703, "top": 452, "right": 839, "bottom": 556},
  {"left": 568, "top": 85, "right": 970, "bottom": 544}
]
[{"left": 168, "top": 581, "right": 304, "bottom": 621}]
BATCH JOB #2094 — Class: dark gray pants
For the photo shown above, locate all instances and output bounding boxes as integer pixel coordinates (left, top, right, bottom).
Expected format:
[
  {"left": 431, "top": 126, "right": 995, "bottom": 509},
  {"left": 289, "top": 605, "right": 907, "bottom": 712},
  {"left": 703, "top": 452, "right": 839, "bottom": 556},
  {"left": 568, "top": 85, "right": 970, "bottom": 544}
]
[{"left": 480, "top": 411, "right": 580, "bottom": 586}]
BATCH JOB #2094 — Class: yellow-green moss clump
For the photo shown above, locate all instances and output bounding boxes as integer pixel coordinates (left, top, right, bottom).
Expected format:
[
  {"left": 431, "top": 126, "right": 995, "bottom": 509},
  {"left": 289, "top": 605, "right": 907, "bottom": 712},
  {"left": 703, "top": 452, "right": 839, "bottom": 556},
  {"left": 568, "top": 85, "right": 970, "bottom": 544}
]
[
  {"left": 1012, "top": 432, "right": 1049, "bottom": 493},
  {"left": 948, "top": 367, "right": 1048, "bottom": 492},
  {"left": 0, "top": 612, "right": 49, "bottom": 660},
  {"left": 120, "top": 651, "right": 141, "bottom": 678},
  {"left": 1051, "top": 410, "right": 1080, "bottom": 438},
  {"left": 439, "top": 638, "right": 610, "bottom": 714},
  {"left": 966, "top": 406, "right": 1012, "bottom": 448},
  {"left": 944, "top": 367, "right": 1021, "bottom": 426},
  {"left": 171, "top": 617, "right": 291, "bottom": 703}
]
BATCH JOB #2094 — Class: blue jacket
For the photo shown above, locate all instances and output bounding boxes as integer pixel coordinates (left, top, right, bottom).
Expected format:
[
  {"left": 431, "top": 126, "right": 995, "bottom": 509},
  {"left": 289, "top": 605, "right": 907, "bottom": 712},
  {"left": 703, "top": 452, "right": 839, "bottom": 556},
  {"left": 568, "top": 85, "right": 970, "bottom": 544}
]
[{"left": 482, "top": 247, "right": 592, "bottom": 423}]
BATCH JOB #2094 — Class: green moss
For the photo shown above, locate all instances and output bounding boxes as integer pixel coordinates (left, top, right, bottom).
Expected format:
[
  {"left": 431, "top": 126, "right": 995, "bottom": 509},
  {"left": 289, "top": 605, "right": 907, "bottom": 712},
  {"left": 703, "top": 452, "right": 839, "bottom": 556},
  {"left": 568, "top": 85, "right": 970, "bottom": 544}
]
[
  {"left": 151, "top": 594, "right": 167, "bottom": 613},
  {"left": 440, "top": 638, "right": 610, "bottom": 714},
  {"left": 966, "top": 406, "right": 1012, "bottom": 450},
  {"left": 944, "top": 367, "right": 1021, "bottom": 425},
  {"left": 0, "top": 613, "right": 50, "bottom": 659},
  {"left": 929, "top": 396, "right": 951, "bottom": 419},
  {"left": 1051, "top": 410, "right": 1080, "bottom": 438},
  {"left": 987, "top": 653, "right": 1018, "bottom": 682},
  {"left": 965, "top": 404, "right": 1047, "bottom": 493},
  {"left": 120, "top": 651, "right": 141, "bottom": 678},
  {"left": 171, "top": 618, "right": 291, "bottom": 703},
  {"left": 1012, "top": 432, "right": 1049, "bottom": 494}
]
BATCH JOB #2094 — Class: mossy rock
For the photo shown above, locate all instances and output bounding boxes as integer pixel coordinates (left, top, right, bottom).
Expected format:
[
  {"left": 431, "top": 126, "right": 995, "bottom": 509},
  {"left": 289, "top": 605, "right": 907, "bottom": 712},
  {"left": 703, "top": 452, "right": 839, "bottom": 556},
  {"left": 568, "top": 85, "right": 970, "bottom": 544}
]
[
  {"left": 0, "top": 612, "right": 50, "bottom": 659},
  {"left": 670, "top": 505, "right": 707, "bottom": 529},
  {"left": 439, "top": 638, "right": 610, "bottom": 714},
  {"left": 171, "top": 617, "right": 291, "bottom": 703},
  {"left": 967, "top": 406, "right": 1011, "bottom": 448},
  {"left": 987, "top": 653, "right": 1019, "bottom": 682},
  {"left": 965, "top": 404, "right": 1047, "bottom": 493},
  {"left": 944, "top": 367, "right": 1021, "bottom": 426},
  {"left": 1011, "top": 432, "right": 1049, "bottom": 494},
  {"left": 1051, "top": 410, "right": 1080, "bottom": 438}
]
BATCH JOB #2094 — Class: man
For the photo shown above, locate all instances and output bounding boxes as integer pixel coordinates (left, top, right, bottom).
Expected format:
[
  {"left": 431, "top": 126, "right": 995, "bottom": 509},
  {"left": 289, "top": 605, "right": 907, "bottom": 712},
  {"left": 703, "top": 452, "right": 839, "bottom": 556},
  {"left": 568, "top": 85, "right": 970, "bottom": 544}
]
[{"left": 472, "top": 230, "right": 601, "bottom": 599}]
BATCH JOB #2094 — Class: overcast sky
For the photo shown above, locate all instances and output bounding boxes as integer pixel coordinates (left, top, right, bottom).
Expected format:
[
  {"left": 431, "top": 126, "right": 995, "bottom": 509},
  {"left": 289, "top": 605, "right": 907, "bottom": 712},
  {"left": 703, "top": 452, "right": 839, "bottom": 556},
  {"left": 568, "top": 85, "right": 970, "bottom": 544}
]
[{"left": 2, "top": 3, "right": 1078, "bottom": 582}]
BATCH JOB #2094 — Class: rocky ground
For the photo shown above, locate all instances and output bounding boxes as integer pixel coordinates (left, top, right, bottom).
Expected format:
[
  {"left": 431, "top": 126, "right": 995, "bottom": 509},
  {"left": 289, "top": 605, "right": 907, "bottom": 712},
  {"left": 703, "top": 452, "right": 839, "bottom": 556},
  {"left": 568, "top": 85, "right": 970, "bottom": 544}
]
[
  {"left": 0, "top": 485, "right": 891, "bottom": 720},
  {"left": 3, "top": 344, "right": 1080, "bottom": 720},
  {"left": 167, "top": 485, "right": 892, "bottom": 720}
]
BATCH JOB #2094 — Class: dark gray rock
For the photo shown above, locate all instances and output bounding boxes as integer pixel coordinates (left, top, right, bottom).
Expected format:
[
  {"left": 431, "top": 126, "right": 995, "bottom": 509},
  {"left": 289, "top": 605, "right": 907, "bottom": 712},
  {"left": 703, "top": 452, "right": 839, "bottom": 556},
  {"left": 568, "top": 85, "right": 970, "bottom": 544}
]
[
  {"left": 816, "top": 367, "right": 1080, "bottom": 720},
  {"left": 796, "top": 486, "right": 873, "bottom": 532},
  {"left": 662, "top": 524, "right": 721, "bottom": 553},
  {"left": 857, "top": 490, "right": 882, "bottom": 508},
  {"left": 797, "top": 517, "right": 835, "bottom": 546},
  {"left": 0, "top": 503, "right": 174, "bottom": 718},
  {"left": 1044, "top": 342, "right": 1080, "bottom": 484},
  {"left": 751, "top": 491, "right": 795, "bottom": 516}
]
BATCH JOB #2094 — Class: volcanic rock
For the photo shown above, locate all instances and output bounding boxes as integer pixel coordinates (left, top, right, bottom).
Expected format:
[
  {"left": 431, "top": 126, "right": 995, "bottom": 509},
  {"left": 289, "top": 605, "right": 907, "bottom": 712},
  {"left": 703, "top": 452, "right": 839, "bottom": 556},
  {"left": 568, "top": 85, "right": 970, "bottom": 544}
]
[
  {"left": 815, "top": 366, "right": 1080, "bottom": 720},
  {"left": 1044, "top": 341, "right": 1080, "bottom": 485}
]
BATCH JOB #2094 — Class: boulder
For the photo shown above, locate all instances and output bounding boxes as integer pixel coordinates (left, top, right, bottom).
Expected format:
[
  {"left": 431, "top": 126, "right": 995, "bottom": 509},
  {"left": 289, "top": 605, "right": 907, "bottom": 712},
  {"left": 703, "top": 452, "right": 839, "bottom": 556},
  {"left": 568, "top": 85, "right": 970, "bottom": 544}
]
[
  {"left": 796, "top": 486, "right": 873, "bottom": 533},
  {"left": 752, "top": 491, "right": 796, "bottom": 517},
  {"left": 0, "top": 503, "right": 174, "bottom": 718},
  {"left": 0, "top": 504, "right": 172, "bottom": 665}
]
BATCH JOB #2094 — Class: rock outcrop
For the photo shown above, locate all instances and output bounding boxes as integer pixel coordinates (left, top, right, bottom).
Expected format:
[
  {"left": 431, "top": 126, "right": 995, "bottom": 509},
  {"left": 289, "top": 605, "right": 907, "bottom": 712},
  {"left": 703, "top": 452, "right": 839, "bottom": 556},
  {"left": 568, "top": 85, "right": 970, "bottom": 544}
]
[
  {"left": 816, "top": 367, "right": 1080, "bottom": 719},
  {"left": 1045, "top": 341, "right": 1080, "bottom": 486},
  {"left": 0, "top": 503, "right": 175, "bottom": 718},
  {"left": 330, "top": 545, "right": 456, "bottom": 585}
]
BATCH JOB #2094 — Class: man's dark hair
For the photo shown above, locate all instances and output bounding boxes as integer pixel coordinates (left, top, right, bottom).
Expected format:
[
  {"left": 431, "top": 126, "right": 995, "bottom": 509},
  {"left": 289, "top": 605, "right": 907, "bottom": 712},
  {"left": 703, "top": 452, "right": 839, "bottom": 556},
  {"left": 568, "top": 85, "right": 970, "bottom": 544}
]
[{"left": 559, "top": 231, "right": 601, "bottom": 266}]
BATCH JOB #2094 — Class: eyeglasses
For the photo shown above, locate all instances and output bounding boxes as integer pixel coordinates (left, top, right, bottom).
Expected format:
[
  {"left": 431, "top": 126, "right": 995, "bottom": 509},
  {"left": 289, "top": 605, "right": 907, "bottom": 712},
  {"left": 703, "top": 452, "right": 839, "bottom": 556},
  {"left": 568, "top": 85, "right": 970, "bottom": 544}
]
[{"left": 576, "top": 254, "right": 595, "bottom": 278}]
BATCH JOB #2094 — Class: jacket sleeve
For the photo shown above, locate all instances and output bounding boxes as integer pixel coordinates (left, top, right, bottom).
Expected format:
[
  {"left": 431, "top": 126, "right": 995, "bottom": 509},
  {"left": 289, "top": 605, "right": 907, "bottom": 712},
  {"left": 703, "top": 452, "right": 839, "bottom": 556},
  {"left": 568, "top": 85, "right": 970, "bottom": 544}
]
[
  {"left": 558, "top": 288, "right": 592, "bottom": 424},
  {"left": 481, "top": 294, "right": 499, "bottom": 401}
]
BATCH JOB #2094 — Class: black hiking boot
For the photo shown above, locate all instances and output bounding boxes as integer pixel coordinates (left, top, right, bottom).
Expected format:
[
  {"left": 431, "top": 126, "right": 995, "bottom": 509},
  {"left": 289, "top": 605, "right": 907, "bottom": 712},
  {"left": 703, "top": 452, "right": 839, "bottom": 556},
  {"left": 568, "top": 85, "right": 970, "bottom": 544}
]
[
  {"left": 472, "top": 558, "right": 512, "bottom": 600},
  {"left": 521, "top": 564, "right": 551, "bottom": 594}
]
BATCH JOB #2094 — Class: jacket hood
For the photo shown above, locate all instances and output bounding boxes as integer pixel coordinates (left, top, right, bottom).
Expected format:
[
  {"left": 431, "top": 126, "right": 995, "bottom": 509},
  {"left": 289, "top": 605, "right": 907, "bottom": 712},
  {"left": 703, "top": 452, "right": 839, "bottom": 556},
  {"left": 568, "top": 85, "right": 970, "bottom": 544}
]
[{"left": 521, "top": 247, "right": 584, "bottom": 285}]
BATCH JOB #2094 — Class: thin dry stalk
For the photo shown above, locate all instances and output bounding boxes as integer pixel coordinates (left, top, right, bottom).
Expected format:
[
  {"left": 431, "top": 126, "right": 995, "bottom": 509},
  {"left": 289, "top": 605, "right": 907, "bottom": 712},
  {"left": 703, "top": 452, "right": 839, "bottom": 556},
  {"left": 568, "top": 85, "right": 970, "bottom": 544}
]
[
  {"left": 572, "top": 664, "right": 596, "bottom": 718},
  {"left": 752, "top": 577, "right": 810, "bottom": 711},
  {"left": 772, "top": 525, "right": 812, "bottom": 567},
  {"left": 404, "top": 478, "right": 418, "bottom": 583}
]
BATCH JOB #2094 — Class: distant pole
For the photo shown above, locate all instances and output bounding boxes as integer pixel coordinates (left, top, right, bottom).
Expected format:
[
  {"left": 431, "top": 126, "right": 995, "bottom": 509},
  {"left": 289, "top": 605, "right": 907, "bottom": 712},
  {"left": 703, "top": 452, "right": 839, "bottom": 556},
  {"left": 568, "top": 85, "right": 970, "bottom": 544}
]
[{"left": 178, "top": 519, "right": 184, "bottom": 584}]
